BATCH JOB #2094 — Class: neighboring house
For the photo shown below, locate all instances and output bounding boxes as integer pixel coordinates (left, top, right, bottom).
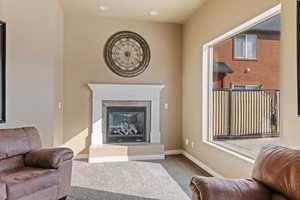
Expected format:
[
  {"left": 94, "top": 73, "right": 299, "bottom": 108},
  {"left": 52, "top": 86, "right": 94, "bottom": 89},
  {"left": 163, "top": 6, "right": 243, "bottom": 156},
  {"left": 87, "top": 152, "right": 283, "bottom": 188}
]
[{"left": 213, "top": 15, "right": 280, "bottom": 89}]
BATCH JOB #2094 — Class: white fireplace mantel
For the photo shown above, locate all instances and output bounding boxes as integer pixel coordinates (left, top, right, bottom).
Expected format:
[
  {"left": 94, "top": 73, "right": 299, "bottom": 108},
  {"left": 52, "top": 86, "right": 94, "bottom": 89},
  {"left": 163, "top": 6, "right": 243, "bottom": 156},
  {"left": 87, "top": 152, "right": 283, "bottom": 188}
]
[{"left": 88, "top": 83, "right": 165, "bottom": 146}]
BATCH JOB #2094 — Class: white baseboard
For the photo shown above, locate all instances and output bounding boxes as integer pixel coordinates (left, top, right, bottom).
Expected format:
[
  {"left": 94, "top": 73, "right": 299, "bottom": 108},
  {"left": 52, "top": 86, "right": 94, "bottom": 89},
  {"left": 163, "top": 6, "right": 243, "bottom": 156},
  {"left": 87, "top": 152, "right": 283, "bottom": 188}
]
[
  {"left": 75, "top": 150, "right": 223, "bottom": 177},
  {"left": 182, "top": 151, "right": 223, "bottom": 178},
  {"left": 89, "top": 154, "right": 165, "bottom": 163}
]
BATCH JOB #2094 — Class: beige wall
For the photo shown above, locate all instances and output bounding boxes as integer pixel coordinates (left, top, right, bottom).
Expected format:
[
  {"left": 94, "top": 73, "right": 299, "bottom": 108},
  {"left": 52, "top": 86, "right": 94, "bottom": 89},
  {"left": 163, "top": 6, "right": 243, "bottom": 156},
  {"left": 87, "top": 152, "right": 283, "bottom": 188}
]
[
  {"left": 1, "top": 0, "right": 298, "bottom": 179},
  {"left": 63, "top": 14, "right": 182, "bottom": 154},
  {"left": 0, "top": 0, "right": 64, "bottom": 147},
  {"left": 280, "top": 1, "right": 300, "bottom": 149},
  {"left": 182, "top": 0, "right": 281, "bottom": 178}
]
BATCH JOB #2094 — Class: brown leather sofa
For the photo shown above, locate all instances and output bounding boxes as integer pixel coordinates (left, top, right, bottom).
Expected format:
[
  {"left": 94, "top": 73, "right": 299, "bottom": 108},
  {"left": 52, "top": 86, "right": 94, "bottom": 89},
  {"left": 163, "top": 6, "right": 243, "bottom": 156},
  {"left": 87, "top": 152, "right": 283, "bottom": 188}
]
[
  {"left": 190, "top": 144, "right": 300, "bottom": 200},
  {"left": 0, "top": 127, "right": 73, "bottom": 200}
]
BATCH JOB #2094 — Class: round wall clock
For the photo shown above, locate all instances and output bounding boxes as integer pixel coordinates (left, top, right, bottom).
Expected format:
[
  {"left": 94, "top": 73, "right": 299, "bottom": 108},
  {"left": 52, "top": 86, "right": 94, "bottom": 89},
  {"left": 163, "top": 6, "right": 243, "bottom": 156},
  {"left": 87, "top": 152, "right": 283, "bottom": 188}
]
[{"left": 104, "top": 31, "right": 151, "bottom": 78}]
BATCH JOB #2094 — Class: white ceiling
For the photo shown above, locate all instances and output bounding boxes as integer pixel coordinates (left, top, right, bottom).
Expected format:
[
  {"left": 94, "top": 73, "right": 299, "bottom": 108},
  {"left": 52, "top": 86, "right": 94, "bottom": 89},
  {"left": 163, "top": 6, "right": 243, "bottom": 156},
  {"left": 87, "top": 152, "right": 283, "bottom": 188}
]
[{"left": 60, "top": 0, "right": 207, "bottom": 24}]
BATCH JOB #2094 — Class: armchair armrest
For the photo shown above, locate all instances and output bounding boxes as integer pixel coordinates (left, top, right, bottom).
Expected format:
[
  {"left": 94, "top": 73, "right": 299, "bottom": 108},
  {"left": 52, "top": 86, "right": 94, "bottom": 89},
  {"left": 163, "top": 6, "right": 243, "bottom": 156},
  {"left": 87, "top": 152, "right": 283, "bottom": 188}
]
[
  {"left": 25, "top": 148, "right": 73, "bottom": 169},
  {"left": 190, "top": 176, "right": 271, "bottom": 200}
]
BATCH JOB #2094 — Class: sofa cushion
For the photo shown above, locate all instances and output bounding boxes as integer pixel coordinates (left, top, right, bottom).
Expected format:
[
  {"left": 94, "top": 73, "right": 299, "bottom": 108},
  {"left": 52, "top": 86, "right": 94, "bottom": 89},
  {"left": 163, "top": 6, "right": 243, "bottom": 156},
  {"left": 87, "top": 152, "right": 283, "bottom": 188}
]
[
  {"left": 0, "top": 127, "right": 42, "bottom": 159},
  {"left": 0, "top": 167, "right": 59, "bottom": 200},
  {"left": 252, "top": 145, "right": 300, "bottom": 200}
]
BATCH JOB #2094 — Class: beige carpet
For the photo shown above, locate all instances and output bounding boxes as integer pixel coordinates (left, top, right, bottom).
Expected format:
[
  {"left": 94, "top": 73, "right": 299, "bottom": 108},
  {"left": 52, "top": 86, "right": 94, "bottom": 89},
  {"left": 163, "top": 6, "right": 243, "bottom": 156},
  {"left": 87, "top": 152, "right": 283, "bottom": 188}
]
[{"left": 68, "top": 155, "right": 210, "bottom": 200}]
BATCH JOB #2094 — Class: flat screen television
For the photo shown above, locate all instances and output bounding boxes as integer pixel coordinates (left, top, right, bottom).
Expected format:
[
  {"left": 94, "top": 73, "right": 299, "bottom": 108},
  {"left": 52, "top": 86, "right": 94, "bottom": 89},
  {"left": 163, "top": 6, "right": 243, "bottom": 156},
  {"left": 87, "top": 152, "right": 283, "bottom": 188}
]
[{"left": 0, "top": 21, "right": 6, "bottom": 123}]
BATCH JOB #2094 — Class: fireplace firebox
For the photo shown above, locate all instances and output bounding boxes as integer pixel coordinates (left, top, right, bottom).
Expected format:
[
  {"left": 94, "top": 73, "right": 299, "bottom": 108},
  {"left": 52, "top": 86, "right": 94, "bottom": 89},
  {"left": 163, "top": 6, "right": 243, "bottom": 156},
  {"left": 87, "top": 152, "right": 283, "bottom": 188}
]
[{"left": 106, "top": 106, "right": 147, "bottom": 143}]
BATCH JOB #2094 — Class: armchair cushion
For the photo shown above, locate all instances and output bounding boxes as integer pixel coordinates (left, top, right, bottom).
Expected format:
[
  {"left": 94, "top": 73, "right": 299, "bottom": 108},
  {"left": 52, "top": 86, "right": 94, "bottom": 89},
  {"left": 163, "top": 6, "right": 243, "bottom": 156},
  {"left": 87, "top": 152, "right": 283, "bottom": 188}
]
[
  {"left": 0, "top": 127, "right": 41, "bottom": 159},
  {"left": 190, "top": 176, "right": 271, "bottom": 200},
  {"left": 25, "top": 148, "right": 73, "bottom": 169}
]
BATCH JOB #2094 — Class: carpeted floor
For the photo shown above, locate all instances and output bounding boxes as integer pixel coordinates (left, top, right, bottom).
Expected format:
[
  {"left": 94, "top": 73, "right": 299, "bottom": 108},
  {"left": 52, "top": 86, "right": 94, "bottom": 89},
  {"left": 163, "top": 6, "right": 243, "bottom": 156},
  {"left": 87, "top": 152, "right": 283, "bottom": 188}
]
[{"left": 68, "top": 155, "right": 210, "bottom": 200}]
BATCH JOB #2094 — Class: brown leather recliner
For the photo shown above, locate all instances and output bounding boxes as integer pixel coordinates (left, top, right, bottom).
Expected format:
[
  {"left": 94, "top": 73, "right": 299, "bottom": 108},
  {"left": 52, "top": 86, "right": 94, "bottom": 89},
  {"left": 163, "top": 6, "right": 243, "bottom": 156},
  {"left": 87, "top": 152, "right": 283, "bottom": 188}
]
[
  {"left": 190, "top": 144, "right": 300, "bottom": 200},
  {"left": 0, "top": 127, "right": 73, "bottom": 200}
]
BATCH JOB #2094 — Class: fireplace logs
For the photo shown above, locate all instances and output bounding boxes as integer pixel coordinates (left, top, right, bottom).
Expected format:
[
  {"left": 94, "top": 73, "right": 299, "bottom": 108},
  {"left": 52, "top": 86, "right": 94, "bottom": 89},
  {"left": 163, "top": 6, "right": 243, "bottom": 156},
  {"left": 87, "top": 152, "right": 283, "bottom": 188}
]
[{"left": 112, "top": 122, "right": 138, "bottom": 135}]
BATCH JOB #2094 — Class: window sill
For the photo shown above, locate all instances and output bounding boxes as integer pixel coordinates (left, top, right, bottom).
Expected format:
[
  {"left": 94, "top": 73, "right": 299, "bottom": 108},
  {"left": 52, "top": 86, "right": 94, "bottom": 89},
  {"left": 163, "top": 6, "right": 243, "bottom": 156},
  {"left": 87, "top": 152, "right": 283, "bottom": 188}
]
[
  {"left": 233, "top": 58, "right": 258, "bottom": 61},
  {"left": 202, "top": 140, "right": 255, "bottom": 165}
]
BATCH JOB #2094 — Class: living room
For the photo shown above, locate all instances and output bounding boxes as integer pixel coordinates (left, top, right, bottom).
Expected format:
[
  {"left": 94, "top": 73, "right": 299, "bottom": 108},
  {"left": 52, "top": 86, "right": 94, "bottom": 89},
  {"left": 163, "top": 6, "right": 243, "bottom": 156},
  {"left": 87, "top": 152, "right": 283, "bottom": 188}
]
[{"left": 0, "top": 0, "right": 299, "bottom": 200}]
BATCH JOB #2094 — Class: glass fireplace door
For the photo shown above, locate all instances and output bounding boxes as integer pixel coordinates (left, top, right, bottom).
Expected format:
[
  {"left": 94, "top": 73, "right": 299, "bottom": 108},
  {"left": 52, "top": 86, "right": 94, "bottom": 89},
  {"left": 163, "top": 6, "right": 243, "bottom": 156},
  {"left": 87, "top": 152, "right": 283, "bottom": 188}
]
[{"left": 107, "top": 106, "right": 147, "bottom": 143}]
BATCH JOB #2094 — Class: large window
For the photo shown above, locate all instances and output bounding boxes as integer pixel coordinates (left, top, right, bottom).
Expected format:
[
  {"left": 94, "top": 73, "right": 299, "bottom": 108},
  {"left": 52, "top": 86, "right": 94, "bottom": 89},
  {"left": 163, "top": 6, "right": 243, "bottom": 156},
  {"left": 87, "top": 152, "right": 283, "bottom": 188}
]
[
  {"left": 202, "top": 5, "right": 281, "bottom": 160},
  {"left": 234, "top": 34, "right": 257, "bottom": 59}
]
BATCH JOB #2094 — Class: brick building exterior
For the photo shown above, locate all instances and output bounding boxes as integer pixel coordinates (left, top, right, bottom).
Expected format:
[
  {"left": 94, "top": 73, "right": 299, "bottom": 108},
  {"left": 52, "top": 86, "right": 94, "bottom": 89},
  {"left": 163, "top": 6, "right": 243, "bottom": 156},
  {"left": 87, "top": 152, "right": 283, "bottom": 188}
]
[{"left": 213, "top": 31, "right": 280, "bottom": 89}]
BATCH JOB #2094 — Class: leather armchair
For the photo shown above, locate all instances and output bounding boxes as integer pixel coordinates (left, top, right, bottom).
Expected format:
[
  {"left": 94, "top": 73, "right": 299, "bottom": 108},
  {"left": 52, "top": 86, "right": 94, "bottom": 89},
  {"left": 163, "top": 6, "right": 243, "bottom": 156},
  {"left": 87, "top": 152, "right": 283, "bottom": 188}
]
[
  {"left": 0, "top": 127, "right": 73, "bottom": 200},
  {"left": 190, "top": 145, "right": 299, "bottom": 200}
]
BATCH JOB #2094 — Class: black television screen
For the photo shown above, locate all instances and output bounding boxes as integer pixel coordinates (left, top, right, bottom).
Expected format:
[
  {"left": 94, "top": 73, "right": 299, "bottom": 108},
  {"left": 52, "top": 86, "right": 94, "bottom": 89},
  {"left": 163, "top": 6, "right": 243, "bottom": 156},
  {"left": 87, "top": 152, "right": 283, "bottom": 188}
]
[{"left": 0, "top": 21, "right": 6, "bottom": 123}]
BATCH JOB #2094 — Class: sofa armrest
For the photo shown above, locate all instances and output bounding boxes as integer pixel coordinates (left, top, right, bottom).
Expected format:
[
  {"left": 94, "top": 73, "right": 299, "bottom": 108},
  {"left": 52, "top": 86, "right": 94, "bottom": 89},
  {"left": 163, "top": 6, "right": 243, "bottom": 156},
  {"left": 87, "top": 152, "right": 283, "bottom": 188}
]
[
  {"left": 0, "top": 182, "right": 6, "bottom": 200},
  {"left": 190, "top": 176, "right": 271, "bottom": 200},
  {"left": 25, "top": 148, "right": 73, "bottom": 169}
]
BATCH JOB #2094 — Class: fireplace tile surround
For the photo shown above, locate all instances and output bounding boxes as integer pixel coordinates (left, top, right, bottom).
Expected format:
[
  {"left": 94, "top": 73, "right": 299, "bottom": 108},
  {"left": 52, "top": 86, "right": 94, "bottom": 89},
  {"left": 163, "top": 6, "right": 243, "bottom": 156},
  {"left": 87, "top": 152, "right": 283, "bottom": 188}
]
[{"left": 88, "top": 83, "right": 165, "bottom": 163}]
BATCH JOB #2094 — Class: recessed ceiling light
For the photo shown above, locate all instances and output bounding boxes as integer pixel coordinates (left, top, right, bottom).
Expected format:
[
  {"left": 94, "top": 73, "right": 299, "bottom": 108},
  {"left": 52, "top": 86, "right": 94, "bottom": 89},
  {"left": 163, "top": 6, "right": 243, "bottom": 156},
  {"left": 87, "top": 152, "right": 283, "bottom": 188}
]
[
  {"left": 98, "top": 5, "right": 110, "bottom": 11},
  {"left": 149, "top": 11, "right": 158, "bottom": 16}
]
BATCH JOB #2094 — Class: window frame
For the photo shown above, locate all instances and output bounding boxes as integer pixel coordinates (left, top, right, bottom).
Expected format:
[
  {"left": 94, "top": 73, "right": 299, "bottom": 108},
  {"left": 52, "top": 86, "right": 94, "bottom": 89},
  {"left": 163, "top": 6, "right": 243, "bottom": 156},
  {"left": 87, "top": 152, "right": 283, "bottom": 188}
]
[
  {"left": 202, "top": 4, "right": 281, "bottom": 163},
  {"left": 0, "top": 21, "right": 6, "bottom": 124},
  {"left": 233, "top": 34, "right": 258, "bottom": 60}
]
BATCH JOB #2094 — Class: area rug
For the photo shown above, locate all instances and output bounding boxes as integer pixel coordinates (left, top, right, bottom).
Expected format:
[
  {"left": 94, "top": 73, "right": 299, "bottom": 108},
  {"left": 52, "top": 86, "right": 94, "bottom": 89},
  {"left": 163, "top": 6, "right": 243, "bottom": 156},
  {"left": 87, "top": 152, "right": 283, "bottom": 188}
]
[{"left": 68, "top": 155, "right": 210, "bottom": 200}]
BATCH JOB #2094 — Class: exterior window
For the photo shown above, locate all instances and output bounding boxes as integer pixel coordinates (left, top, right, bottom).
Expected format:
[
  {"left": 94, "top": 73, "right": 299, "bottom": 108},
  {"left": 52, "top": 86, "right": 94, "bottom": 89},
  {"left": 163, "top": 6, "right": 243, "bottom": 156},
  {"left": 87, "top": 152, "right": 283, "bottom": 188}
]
[
  {"left": 204, "top": 11, "right": 281, "bottom": 159},
  {"left": 234, "top": 34, "right": 257, "bottom": 59}
]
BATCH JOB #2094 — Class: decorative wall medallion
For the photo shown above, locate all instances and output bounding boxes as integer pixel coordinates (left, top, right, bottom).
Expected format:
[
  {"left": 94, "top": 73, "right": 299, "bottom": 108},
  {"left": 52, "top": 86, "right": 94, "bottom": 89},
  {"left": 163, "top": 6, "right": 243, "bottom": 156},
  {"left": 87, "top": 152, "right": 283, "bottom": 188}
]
[{"left": 104, "top": 31, "right": 151, "bottom": 78}]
